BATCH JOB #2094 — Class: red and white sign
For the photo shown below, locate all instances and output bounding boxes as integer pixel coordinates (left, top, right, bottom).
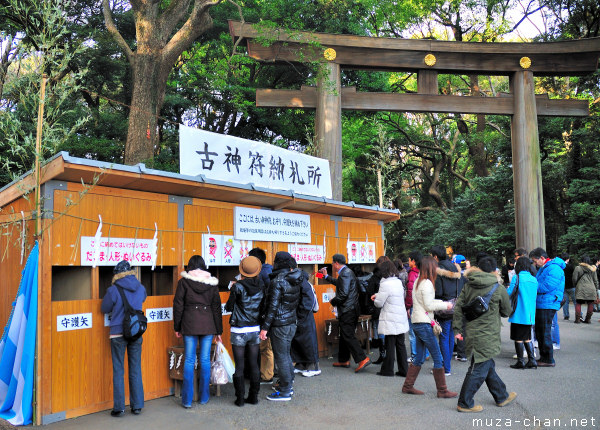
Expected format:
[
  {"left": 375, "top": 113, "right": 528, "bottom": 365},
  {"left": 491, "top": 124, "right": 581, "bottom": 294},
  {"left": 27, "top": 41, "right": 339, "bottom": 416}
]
[
  {"left": 347, "top": 241, "right": 376, "bottom": 264},
  {"left": 80, "top": 237, "right": 156, "bottom": 266},
  {"left": 288, "top": 244, "right": 325, "bottom": 264}
]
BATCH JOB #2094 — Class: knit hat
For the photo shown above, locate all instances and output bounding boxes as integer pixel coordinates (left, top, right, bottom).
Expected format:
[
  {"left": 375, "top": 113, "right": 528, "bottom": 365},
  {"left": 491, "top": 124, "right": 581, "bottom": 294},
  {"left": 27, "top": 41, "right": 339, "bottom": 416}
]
[
  {"left": 113, "top": 260, "right": 131, "bottom": 274},
  {"left": 273, "top": 251, "right": 297, "bottom": 271},
  {"left": 239, "top": 256, "right": 261, "bottom": 278}
]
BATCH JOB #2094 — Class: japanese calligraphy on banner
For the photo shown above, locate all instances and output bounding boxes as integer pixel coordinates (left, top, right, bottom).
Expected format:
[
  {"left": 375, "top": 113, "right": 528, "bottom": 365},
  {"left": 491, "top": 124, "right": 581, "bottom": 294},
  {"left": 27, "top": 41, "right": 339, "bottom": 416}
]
[
  {"left": 288, "top": 244, "right": 324, "bottom": 264},
  {"left": 179, "top": 126, "right": 332, "bottom": 199},
  {"left": 80, "top": 236, "right": 157, "bottom": 266},
  {"left": 57, "top": 313, "right": 92, "bottom": 332},
  {"left": 202, "top": 234, "right": 252, "bottom": 266},
  {"left": 146, "top": 307, "right": 173, "bottom": 322},
  {"left": 347, "top": 241, "right": 376, "bottom": 264},
  {"left": 234, "top": 207, "right": 311, "bottom": 243}
]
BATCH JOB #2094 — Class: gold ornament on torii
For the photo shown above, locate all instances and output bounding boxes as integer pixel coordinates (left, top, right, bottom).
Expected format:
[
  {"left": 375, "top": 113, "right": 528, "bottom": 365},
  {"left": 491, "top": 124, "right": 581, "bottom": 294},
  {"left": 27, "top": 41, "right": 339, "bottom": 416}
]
[
  {"left": 520, "top": 56, "right": 532, "bottom": 69},
  {"left": 424, "top": 54, "right": 437, "bottom": 66},
  {"left": 323, "top": 48, "right": 337, "bottom": 61}
]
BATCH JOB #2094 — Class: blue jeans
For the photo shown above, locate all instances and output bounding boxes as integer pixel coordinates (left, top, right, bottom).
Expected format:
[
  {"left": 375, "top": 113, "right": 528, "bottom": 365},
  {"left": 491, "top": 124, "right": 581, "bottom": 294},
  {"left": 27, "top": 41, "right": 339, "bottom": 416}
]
[
  {"left": 562, "top": 288, "right": 575, "bottom": 318},
  {"left": 551, "top": 312, "right": 560, "bottom": 347},
  {"left": 110, "top": 336, "right": 144, "bottom": 412},
  {"left": 458, "top": 358, "right": 508, "bottom": 409},
  {"left": 408, "top": 312, "right": 428, "bottom": 359},
  {"left": 270, "top": 324, "right": 296, "bottom": 395},
  {"left": 534, "top": 309, "right": 555, "bottom": 364},
  {"left": 412, "top": 323, "right": 443, "bottom": 369},
  {"left": 438, "top": 319, "right": 454, "bottom": 373},
  {"left": 183, "top": 334, "right": 213, "bottom": 406}
]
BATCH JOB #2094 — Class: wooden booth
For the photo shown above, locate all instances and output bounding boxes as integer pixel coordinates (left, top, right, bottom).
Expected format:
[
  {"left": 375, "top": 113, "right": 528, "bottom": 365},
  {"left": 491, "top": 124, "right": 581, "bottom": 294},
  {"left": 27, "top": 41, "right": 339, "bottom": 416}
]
[{"left": 0, "top": 152, "right": 398, "bottom": 424}]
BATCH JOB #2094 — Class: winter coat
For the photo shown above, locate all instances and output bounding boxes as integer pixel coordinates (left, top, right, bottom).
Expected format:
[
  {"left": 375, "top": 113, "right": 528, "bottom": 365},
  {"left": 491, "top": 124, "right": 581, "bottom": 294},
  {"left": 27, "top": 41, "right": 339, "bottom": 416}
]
[
  {"left": 101, "top": 271, "right": 147, "bottom": 336},
  {"left": 327, "top": 266, "right": 359, "bottom": 315},
  {"left": 405, "top": 266, "right": 419, "bottom": 310},
  {"left": 535, "top": 257, "right": 565, "bottom": 310},
  {"left": 434, "top": 260, "right": 464, "bottom": 320},
  {"left": 507, "top": 271, "right": 537, "bottom": 325},
  {"left": 225, "top": 276, "right": 265, "bottom": 328},
  {"left": 411, "top": 279, "right": 448, "bottom": 324},
  {"left": 453, "top": 268, "right": 511, "bottom": 363},
  {"left": 374, "top": 276, "right": 409, "bottom": 335},
  {"left": 291, "top": 271, "right": 319, "bottom": 364},
  {"left": 173, "top": 270, "right": 222, "bottom": 336},
  {"left": 364, "top": 267, "right": 382, "bottom": 318},
  {"left": 262, "top": 268, "right": 302, "bottom": 330},
  {"left": 259, "top": 263, "right": 273, "bottom": 292},
  {"left": 573, "top": 263, "right": 600, "bottom": 301},
  {"left": 564, "top": 262, "right": 575, "bottom": 290}
]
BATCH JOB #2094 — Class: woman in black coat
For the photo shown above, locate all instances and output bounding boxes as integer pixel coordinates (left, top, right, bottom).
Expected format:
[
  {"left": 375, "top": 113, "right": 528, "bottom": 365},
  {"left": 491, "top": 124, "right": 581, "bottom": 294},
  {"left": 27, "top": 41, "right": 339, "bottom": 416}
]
[{"left": 291, "top": 270, "right": 320, "bottom": 377}]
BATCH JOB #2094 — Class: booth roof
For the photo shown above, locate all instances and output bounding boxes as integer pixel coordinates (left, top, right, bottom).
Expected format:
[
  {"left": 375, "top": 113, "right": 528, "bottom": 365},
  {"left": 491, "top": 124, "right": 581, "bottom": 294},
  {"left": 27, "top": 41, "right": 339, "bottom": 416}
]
[{"left": 0, "top": 152, "right": 400, "bottom": 223}]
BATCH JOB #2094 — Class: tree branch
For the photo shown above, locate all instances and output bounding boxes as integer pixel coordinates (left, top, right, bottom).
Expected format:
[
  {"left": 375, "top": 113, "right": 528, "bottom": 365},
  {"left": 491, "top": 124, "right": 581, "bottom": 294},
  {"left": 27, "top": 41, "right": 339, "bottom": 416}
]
[
  {"left": 401, "top": 207, "right": 439, "bottom": 218},
  {"left": 102, "top": 0, "right": 134, "bottom": 65}
]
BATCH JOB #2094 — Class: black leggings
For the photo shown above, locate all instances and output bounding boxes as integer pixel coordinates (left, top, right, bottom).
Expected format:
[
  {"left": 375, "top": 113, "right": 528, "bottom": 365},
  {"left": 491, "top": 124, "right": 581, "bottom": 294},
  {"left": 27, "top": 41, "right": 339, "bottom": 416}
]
[{"left": 232, "top": 343, "right": 260, "bottom": 380}]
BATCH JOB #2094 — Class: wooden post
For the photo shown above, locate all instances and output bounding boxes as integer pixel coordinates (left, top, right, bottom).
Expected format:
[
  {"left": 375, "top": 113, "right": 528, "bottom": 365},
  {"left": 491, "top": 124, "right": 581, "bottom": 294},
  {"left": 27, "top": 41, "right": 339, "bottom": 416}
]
[
  {"left": 511, "top": 71, "right": 546, "bottom": 251},
  {"left": 34, "top": 74, "right": 48, "bottom": 238},
  {"left": 377, "top": 169, "right": 383, "bottom": 208},
  {"left": 315, "top": 62, "right": 342, "bottom": 200}
]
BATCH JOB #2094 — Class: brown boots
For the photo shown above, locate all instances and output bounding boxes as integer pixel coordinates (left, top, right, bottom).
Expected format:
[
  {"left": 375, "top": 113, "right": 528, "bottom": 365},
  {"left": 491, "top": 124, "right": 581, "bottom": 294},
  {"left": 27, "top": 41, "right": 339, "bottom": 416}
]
[
  {"left": 432, "top": 368, "right": 458, "bottom": 398},
  {"left": 574, "top": 313, "right": 582, "bottom": 323},
  {"left": 402, "top": 364, "right": 424, "bottom": 395},
  {"left": 584, "top": 312, "right": 593, "bottom": 324}
]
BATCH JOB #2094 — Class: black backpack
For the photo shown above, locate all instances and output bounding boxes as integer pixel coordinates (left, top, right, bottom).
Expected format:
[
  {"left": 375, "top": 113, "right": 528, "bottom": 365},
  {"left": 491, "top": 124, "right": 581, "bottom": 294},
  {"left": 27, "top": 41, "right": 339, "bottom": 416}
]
[{"left": 116, "top": 285, "right": 147, "bottom": 341}]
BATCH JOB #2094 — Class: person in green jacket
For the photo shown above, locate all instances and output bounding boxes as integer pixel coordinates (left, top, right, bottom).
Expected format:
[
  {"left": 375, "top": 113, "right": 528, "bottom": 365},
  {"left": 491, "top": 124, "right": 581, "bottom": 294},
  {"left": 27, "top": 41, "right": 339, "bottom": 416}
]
[
  {"left": 453, "top": 256, "right": 517, "bottom": 413},
  {"left": 572, "top": 255, "right": 600, "bottom": 324}
]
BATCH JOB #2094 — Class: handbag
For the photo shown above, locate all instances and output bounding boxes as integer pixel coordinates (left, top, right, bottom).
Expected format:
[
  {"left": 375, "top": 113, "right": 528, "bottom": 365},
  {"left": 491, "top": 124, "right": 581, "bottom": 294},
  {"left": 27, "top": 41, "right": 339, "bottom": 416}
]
[
  {"left": 426, "top": 312, "right": 442, "bottom": 336},
  {"left": 210, "top": 345, "right": 229, "bottom": 385},
  {"left": 509, "top": 277, "right": 519, "bottom": 317},
  {"left": 462, "top": 283, "right": 499, "bottom": 322},
  {"left": 435, "top": 278, "right": 460, "bottom": 318},
  {"left": 216, "top": 341, "right": 235, "bottom": 382}
]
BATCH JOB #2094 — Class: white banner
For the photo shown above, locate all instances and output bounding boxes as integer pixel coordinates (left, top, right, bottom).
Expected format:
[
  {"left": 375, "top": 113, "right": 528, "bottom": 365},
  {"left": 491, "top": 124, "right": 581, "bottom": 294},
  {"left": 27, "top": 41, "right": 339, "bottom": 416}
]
[
  {"left": 288, "top": 244, "right": 324, "bottom": 264},
  {"left": 57, "top": 313, "right": 92, "bottom": 332},
  {"left": 234, "top": 207, "right": 311, "bottom": 243},
  {"left": 179, "top": 126, "right": 332, "bottom": 199},
  {"left": 80, "top": 236, "right": 157, "bottom": 266},
  {"left": 202, "top": 234, "right": 252, "bottom": 266},
  {"left": 347, "top": 241, "right": 376, "bottom": 264}
]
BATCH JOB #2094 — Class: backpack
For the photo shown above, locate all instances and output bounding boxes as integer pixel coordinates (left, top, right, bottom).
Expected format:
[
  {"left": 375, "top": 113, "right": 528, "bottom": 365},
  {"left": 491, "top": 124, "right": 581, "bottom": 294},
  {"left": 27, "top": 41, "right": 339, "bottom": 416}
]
[{"left": 116, "top": 285, "right": 147, "bottom": 341}]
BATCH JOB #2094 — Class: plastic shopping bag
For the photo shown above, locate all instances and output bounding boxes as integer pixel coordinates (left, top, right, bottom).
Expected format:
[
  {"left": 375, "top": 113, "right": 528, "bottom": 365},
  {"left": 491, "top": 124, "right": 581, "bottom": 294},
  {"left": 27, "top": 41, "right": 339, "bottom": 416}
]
[
  {"left": 210, "top": 345, "right": 229, "bottom": 385},
  {"left": 216, "top": 341, "right": 235, "bottom": 383}
]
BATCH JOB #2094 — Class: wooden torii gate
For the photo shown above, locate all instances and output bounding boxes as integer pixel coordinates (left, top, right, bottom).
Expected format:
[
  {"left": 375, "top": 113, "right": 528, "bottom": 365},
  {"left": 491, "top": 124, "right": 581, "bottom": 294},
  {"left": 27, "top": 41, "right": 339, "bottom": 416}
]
[{"left": 229, "top": 21, "right": 600, "bottom": 252}]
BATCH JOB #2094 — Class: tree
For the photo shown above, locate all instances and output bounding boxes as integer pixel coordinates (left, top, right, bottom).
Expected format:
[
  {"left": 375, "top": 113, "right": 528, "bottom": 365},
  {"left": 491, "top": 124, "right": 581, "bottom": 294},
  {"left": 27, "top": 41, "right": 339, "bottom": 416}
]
[{"left": 102, "top": 0, "right": 227, "bottom": 165}]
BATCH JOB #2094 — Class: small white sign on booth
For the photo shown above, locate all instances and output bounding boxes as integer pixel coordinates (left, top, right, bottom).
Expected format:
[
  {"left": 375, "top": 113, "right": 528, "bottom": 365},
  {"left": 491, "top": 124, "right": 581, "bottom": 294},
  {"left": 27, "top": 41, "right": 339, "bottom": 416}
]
[
  {"left": 202, "top": 234, "right": 253, "bottom": 266},
  {"left": 80, "top": 237, "right": 156, "bottom": 266},
  {"left": 57, "top": 313, "right": 92, "bottom": 332},
  {"left": 347, "top": 241, "right": 376, "bottom": 264},
  {"left": 146, "top": 307, "right": 173, "bottom": 322},
  {"left": 234, "top": 207, "right": 311, "bottom": 243}
]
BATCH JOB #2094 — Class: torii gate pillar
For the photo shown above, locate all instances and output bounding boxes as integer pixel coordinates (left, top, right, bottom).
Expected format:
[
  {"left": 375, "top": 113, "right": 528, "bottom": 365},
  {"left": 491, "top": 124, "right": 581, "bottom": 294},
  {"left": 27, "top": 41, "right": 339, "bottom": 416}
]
[
  {"left": 315, "top": 62, "right": 343, "bottom": 200},
  {"left": 511, "top": 71, "right": 546, "bottom": 251}
]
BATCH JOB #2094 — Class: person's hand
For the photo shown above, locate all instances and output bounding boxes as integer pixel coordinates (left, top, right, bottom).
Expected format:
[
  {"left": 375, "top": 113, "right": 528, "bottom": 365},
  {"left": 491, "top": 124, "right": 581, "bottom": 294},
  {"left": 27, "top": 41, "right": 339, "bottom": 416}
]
[
  {"left": 175, "top": 331, "right": 181, "bottom": 338},
  {"left": 215, "top": 335, "right": 222, "bottom": 344},
  {"left": 465, "top": 260, "right": 471, "bottom": 269},
  {"left": 319, "top": 267, "right": 327, "bottom": 276},
  {"left": 259, "top": 330, "right": 268, "bottom": 341},
  {"left": 446, "top": 302, "right": 454, "bottom": 310},
  {"left": 455, "top": 333, "right": 463, "bottom": 341},
  {"left": 371, "top": 294, "right": 376, "bottom": 301}
]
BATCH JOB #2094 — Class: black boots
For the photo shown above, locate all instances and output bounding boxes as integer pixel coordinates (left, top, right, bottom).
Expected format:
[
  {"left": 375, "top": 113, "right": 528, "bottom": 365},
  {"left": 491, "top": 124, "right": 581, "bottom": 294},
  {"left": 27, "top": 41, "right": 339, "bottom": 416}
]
[
  {"left": 584, "top": 312, "right": 593, "bottom": 324},
  {"left": 233, "top": 376, "right": 245, "bottom": 407},
  {"left": 373, "top": 340, "right": 386, "bottom": 365},
  {"left": 574, "top": 312, "right": 582, "bottom": 323},
  {"left": 510, "top": 342, "right": 526, "bottom": 369},
  {"left": 524, "top": 341, "right": 537, "bottom": 369},
  {"left": 245, "top": 376, "right": 260, "bottom": 405}
]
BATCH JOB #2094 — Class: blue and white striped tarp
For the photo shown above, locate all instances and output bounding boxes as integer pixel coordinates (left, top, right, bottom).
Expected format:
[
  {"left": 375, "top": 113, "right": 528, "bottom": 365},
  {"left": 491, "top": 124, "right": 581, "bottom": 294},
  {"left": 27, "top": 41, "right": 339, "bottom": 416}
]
[{"left": 0, "top": 242, "right": 38, "bottom": 425}]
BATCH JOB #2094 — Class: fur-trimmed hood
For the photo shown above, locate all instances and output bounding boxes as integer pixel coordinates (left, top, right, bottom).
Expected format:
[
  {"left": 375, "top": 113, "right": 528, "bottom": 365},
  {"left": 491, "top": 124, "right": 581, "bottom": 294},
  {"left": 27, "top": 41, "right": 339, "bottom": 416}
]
[
  {"left": 180, "top": 269, "right": 219, "bottom": 286},
  {"left": 579, "top": 263, "right": 597, "bottom": 272},
  {"left": 111, "top": 270, "right": 137, "bottom": 286},
  {"left": 436, "top": 267, "right": 462, "bottom": 279}
]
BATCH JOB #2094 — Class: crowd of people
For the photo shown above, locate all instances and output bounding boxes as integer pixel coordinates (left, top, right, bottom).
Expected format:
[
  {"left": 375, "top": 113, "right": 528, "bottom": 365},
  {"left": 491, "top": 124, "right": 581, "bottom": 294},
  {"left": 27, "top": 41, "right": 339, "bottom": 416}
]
[{"left": 99, "top": 244, "right": 599, "bottom": 416}]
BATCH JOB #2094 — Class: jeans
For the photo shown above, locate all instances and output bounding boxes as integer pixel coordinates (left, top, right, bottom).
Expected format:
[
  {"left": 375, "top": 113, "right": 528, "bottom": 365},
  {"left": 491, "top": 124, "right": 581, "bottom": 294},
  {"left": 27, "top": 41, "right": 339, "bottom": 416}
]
[
  {"left": 457, "top": 358, "right": 508, "bottom": 409},
  {"left": 562, "top": 288, "right": 575, "bottom": 318},
  {"left": 412, "top": 323, "right": 443, "bottom": 369},
  {"left": 270, "top": 324, "right": 297, "bottom": 395},
  {"left": 534, "top": 309, "right": 555, "bottom": 364},
  {"left": 110, "top": 336, "right": 144, "bottom": 412},
  {"left": 551, "top": 312, "right": 560, "bottom": 347},
  {"left": 408, "top": 318, "right": 417, "bottom": 357},
  {"left": 438, "top": 319, "right": 454, "bottom": 373},
  {"left": 182, "top": 334, "right": 213, "bottom": 406}
]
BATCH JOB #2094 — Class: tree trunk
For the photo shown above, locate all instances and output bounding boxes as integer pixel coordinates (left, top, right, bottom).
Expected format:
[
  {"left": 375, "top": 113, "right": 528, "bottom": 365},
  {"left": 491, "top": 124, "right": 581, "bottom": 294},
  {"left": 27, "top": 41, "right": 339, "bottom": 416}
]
[{"left": 468, "top": 75, "right": 489, "bottom": 177}]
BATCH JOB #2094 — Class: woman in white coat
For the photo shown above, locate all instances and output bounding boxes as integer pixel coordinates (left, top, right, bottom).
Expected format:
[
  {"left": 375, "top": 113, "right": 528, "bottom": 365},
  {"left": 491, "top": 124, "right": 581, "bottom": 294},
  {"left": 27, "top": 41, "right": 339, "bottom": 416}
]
[{"left": 372, "top": 260, "right": 410, "bottom": 377}]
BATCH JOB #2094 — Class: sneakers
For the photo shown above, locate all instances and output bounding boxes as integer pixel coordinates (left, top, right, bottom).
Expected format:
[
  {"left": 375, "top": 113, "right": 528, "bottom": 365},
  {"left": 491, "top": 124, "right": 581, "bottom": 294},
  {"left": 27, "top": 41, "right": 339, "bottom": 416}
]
[
  {"left": 293, "top": 367, "right": 305, "bottom": 374},
  {"left": 407, "top": 356, "right": 414, "bottom": 363},
  {"left": 271, "top": 380, "right": 294, "bottom": 395},
  {"left": 454, "top": 356, "right": 467, "bottom": 362},
  {"left": 110, "top": 410, "right": 125, "bottom": 417},
  {"left": 457, "top": 405, "right": 483, "bottom": 413},
  {"left": 267, "top": 391, "right": 292, "bottom": 402},
  {"left": 553, "top": 344, "right": 560, "bottom": 350},
  {"left": 301, "top": 369, "right": 322, "bottom": 377},
  {"left": 497, "top": 392, "right": 517, "bottom": 407},
  {"left": 131, "top": 409, "right": 141, "bottom": 415}
]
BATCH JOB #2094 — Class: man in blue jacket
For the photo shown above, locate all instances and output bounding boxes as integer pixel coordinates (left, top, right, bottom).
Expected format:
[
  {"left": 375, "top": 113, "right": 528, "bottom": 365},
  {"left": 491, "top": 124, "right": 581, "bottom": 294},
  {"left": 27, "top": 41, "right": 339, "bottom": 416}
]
[
  {"left": 101, "top": 260, "right": 147, "bottom": 416},
  {"left": 529, "top": 248, "right": 565, "bottom": 367}
]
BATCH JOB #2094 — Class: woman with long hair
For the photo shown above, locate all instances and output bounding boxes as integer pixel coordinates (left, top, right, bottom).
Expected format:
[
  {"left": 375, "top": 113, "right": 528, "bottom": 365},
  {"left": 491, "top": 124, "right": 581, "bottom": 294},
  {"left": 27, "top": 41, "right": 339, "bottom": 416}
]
[
  {"left": 173, "top": 255, "right": 222, "bottom": 408},
  {"left": 572, "top": 255, "right": 600, "bottom": 324},
  {"left": 372, "top": 260, "right": 409, "bottom": 377},
  {"left": 507, "top": 257, "right": 538, "bottom": 369},
  {"left": 402, "top": 256, "right": 457, "bottom": 398}
]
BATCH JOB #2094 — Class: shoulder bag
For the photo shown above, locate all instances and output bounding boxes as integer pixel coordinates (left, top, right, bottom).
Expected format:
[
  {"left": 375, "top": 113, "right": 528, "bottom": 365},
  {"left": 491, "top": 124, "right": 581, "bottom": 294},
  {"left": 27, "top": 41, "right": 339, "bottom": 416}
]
[
  {"left": 462, "top": 283, "right": 499, "bottom": 322},
  {"left": 116, "top": 286, "right": 147, "bottom": 341}
]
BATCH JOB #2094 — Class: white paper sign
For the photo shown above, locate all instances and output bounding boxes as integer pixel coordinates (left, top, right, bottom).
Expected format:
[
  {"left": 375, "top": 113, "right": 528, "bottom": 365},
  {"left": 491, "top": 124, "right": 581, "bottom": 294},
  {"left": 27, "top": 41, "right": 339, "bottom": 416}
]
[
  {"left": 234, "top": 207, "right": 311, "bottom": 243},
  {"left": 57, "top": 313, "right": 92, "bottom": 332},
  {"left": 104, "top": 313, "right": 111, "bottom": 327},
  {"left": 80, "top": 237, "right": 157, "bottom": 266},
  {"left": 288, "top": 244, "right": 324, "bottom": 264},
  {"left": 146, "top": 307, "right": 173, "bottom": 322},
  {"left": 221, "top": 303, "right": 232, "bottom": 316},
  {"left": 179, "top": 126, "right": 332, "bottom": 199},
  {"left": 347, "top": 241, "right": 376, "bottom": 264},
  {"left": 202, "top": 234, "right": 253, "bottom": 266}
]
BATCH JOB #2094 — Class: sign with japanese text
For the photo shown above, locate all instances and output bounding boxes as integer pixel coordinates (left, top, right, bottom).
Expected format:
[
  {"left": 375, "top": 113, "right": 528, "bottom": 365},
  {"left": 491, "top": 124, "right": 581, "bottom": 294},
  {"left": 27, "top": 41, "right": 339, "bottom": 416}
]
[
  {"left": 179, "top": 126, "right": 332, "bottom": 199},
  {"left": 288, "top": 244, "right": 324, "bottom": 264},
  {"left": 202, "top": 234, "right": 253, "bottom": 266},
  {"left": 146, "top": 307, "right": 173, "bottom": 322},
  {"left": 57, "top": 313, "right": 92, "bottom": 332},
  {"left": 80, "top": 237, "right": 157, "bottom": 266},
  {"left": 347, "top": 241, "right": 376, "bottom": 264},
  {"left": 234, "top": 207, "right": 311, "bottom": 243}
]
